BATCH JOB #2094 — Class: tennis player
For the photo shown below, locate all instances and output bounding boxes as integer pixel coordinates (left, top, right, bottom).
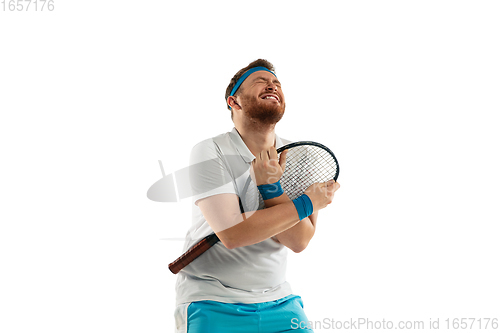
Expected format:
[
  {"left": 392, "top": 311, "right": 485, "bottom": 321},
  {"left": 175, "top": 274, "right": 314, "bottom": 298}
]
[{"left": 174, "top": 59, "right": 340, "bottom": 332}]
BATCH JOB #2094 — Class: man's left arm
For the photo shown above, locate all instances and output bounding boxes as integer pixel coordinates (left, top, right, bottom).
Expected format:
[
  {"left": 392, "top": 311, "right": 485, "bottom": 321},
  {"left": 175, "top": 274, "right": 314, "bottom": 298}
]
[
  {"left": 264, "top": 193, "right": 317, "bottom": 253},
  {"left": 252, "top": 146, "right": 338, "bottom": 253}
]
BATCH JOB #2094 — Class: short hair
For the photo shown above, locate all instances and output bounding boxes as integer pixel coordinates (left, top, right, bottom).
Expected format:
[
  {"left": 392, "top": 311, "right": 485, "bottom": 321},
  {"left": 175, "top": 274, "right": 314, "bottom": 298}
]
[{"left": 225, "top": 59, "right": 276, "bottom": 115}]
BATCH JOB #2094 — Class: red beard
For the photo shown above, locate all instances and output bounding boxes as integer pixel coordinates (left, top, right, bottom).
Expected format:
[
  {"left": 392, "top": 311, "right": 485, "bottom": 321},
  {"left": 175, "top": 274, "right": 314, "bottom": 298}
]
[{"left": 239, "top": 93, "right": 285, "bottom": 125}]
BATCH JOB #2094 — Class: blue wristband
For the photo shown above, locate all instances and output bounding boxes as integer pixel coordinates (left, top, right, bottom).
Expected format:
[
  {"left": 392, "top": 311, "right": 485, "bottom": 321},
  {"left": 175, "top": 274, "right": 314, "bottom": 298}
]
[
  {"left": 292, "top": 194, "right": 314, "bottom": 220},
  {"left": 257, "top": 181, "right": 284, "bottom": 200}
]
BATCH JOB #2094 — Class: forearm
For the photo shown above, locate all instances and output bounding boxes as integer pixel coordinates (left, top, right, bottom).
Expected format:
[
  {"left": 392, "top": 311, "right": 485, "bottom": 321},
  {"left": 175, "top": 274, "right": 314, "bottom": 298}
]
[
  {"left": 264, "top": 193, "right": 317, "bottom": 253},
  {"left": 217, "top": 200, "right": 301, "bottom": 249}
]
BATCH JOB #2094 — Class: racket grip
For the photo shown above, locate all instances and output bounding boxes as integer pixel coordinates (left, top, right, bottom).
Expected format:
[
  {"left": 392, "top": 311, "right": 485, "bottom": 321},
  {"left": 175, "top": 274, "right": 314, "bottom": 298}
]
[{"left": 168, "top": 233, "right": 220, "bottom": 274}]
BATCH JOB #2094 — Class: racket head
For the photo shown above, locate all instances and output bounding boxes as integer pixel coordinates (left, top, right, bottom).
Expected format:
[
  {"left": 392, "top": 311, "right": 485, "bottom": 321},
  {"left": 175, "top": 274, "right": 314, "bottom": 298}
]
[{"left": 277, "top": 141, "right": 339, "bottom": 200}]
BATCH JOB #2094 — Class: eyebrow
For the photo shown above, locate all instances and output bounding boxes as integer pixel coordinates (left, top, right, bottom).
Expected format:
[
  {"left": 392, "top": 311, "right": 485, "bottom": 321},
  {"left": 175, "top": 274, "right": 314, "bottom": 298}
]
[{"left": 253, "top": 76, "right": 281, "bottom": 85}]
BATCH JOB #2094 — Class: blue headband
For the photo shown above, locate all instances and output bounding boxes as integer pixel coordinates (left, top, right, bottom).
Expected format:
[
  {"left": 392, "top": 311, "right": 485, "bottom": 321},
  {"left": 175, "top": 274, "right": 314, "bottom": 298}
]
[{"left": 229, "top": 66, "right": 277, "bottom": 108}]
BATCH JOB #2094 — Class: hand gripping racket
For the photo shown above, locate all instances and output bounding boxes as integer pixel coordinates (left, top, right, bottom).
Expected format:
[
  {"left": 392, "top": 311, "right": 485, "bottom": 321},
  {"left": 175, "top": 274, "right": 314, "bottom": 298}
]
[{"left": 168, "top": 141, "right": 340, "bottom": 274}]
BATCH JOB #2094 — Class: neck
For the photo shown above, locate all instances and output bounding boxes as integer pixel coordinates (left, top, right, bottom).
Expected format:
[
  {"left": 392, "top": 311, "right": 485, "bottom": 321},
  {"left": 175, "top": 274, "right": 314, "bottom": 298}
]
[{"left": 234, "top": 121, "right": 276, "bottom": 157}]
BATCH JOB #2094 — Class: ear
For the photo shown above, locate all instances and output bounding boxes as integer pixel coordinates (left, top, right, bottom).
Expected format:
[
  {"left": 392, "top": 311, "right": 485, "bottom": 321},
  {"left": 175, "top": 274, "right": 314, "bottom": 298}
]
[{"left": 227, "top": 96, "right": 241, "bottom": 110}]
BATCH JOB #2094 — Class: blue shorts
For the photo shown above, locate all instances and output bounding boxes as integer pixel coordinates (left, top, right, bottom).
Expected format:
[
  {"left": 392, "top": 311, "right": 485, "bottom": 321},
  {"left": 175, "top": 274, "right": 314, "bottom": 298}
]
[{"left": 176, "top": 294, "right": 313, "bottom": 333}]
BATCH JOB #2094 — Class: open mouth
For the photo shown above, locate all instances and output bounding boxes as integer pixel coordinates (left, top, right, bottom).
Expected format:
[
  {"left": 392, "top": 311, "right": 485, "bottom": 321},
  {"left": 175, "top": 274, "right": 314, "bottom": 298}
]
[{"left": 260, "top": 94, "right": 280, "bottom": 102}]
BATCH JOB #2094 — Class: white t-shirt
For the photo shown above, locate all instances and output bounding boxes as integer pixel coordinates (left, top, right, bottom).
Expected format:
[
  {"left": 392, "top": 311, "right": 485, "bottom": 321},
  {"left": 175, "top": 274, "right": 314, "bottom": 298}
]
[{"left": 175, "top": 128, "right": 294, "bottom": 305}]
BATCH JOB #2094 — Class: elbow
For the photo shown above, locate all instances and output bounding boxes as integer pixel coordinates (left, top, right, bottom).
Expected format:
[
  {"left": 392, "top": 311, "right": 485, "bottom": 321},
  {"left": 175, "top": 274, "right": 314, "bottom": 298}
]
[
  {"left": 291, "top": 246, "right": 305, "bottom": 254},
  {"left": 217, "top": 223, "right": 258, "bottom": 249},
  {"left": 221, "top": 239, "right": 238, "bottom": 250},
  {"left": 218, "top": 233, "right": 240, "bottom": 250},
  {"left": 290, "top": 241, "right": 309, "bottom": 253}
]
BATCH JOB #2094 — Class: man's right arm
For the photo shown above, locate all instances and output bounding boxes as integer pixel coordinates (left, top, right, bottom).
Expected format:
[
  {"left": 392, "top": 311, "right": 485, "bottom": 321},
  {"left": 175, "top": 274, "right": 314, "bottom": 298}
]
[
  {"left": 197, "top": 193, "right": 301, "bottom": 249},
  {"left": 197, "top": 180, "right": 337, "bottom": 249}
]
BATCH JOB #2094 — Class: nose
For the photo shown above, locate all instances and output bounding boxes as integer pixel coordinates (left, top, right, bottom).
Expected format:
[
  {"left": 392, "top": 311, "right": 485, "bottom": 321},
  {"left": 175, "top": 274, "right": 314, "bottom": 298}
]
[{"left": 266, "top": 82, "right": 278, "bottom": 92}]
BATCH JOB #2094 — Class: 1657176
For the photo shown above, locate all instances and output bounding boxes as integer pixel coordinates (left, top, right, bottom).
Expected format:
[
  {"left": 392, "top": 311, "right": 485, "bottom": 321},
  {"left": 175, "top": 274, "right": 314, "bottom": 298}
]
[{"left": 1, "top": 0, "right": 54, "bottom": 11}]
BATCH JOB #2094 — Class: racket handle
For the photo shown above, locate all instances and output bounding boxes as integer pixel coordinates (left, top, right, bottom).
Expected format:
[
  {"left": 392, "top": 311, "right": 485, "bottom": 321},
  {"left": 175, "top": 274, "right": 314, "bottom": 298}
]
[{"left": 168, "top": 233, "right": 220, "bottom": 274}]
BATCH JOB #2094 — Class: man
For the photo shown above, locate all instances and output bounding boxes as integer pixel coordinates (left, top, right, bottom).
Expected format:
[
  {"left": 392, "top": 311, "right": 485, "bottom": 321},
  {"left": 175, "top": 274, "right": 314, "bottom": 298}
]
[{"left": 174, "top": 59, "right": 340, "bottom": 332}]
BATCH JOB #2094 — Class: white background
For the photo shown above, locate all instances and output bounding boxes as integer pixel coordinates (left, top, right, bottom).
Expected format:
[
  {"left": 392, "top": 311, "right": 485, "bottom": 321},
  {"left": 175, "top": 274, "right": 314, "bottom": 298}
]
[{"left": 1, "top": 1, "right": 499, "bottom": 332}]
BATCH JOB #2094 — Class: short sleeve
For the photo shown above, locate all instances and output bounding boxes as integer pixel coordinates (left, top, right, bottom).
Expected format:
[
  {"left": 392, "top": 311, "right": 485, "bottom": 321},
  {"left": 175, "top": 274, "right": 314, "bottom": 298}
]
[{"left": 175, "top": 139, "right": 237, "bottom": 204}]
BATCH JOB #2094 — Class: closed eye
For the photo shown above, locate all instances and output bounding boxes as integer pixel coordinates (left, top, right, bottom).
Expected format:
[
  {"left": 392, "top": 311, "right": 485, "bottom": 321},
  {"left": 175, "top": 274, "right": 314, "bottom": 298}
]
[{"left": 253, "top": 77, "right": 281, "bottom": 87}]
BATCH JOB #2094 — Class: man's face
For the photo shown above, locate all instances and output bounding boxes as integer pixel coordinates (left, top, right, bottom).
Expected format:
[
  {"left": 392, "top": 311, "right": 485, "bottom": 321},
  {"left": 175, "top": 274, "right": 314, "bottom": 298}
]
[{"left": 237, "top": 71, "right": 286, "bottom": 125}]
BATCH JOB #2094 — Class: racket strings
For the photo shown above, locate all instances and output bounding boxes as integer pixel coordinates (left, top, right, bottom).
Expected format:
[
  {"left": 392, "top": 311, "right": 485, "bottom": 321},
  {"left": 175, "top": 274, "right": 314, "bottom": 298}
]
[
  {"left": 240, "top": 144, "right": 338, "bottom": 208},
  {"left": 279, "top": 145, "right": 338, "bottom": 200}
]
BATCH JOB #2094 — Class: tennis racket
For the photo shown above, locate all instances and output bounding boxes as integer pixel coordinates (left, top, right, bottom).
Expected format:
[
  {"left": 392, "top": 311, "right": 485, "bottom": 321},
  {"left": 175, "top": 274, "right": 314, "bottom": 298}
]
[{"left": 168, "top": 141, "right": 339, "bottom": 274}]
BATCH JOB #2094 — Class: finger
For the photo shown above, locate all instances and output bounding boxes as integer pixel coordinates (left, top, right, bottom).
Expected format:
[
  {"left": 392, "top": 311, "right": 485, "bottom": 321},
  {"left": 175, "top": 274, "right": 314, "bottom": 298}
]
[
  {"left": 261, "top": 149, "right": 270, "bottom": 162},
  {"left": 278, "top": 149, "right": 287, "bottom": 170},
  {"left": 318, "top": 180, "right": 331, "bottom": 188},
  {"left": 323, "top": 179, "right": 336, "bottom": 187},
  {"left": 269, "top": 147, "right": 278, "bottom": 161},
  {"left": 327, "top": 181, "right": 340, "bottom": 193},
  {"left": 267, "top": 148, "right": 279, "bottom": 170}
]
